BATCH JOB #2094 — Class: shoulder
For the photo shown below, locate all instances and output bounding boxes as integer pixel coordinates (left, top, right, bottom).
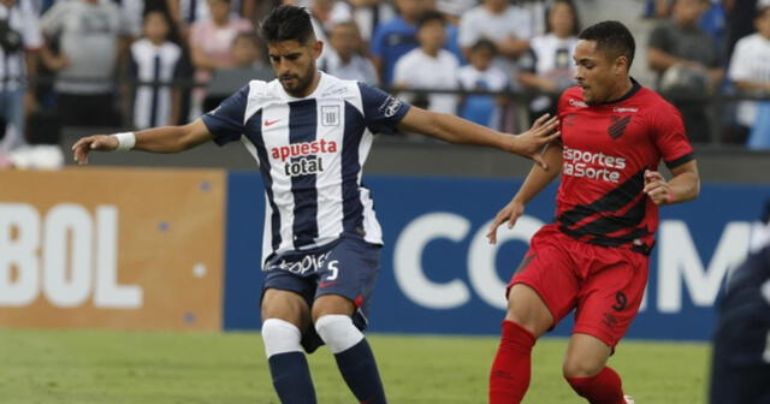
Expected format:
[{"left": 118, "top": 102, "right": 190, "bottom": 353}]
[
  {"left": 735, "top": 33, "right": 762, "bottom": 51},
  {"left": 559, "top": 86, "right": 585, "bottom": 106},
  {"left": 163, "top": 42, "right": 182, "bottom": 56},
  {"left": 462, "top": 6, "right": 485, "bottom": 20},
  {"left": 531, "top": 34, "right": 550, "bottom": 48},
  {"left": 438, "top": 49, "right": 459, "bottom": 64},
  {"left": 634, "top": 86, "right": 681, "bottom": 125},
  {"left": 130, "top": 39, "right": 152, "bottom": 55},
  {"left": 396, "top": 49, "right": 421, "bottom": 65}
]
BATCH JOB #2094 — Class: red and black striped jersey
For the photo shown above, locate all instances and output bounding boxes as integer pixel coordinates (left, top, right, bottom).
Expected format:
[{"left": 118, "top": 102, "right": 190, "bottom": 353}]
[{"left": 554, "top": 79, "right": 694, "bottom": 254}]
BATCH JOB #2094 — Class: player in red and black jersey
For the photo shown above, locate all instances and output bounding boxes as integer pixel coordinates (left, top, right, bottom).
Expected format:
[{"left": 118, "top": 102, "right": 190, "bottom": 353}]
[{"left": 487, "top": 21, "right": 700, "bottom": 404}]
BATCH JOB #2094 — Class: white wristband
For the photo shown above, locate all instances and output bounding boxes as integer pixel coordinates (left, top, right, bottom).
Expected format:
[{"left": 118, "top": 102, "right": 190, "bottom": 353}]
[{"left": 112, "top": 132, "right": 136, "bottom": 151}]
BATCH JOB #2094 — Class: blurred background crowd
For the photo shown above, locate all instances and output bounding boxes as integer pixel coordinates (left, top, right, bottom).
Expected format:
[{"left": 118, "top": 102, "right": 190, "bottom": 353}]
[{"left": 0, "top": 0, "right": 769, "bottom": 169}]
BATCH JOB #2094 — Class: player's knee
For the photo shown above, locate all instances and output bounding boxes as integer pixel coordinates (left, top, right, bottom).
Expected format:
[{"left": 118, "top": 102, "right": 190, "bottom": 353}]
[
  {"left": 314, "top": 314, "right": 363, "bottom": 354},
  {"left": 562, "top": 356, "right": 605, "bottom": 379},
  {"left": 504, "top": 285, "right": 552, "bottom": 337},
  {"left": 261, "top": 318, "right": 303, "bottom": 358}
]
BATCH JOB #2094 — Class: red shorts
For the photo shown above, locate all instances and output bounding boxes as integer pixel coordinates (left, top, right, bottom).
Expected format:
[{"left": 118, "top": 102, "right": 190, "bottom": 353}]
[{"left": 508, "top": 224, "right": 649, "bottom": 348}]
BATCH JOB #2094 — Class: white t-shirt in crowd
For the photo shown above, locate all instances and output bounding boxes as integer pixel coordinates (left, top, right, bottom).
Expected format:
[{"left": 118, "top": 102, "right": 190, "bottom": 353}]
[
  {"left": 458, "top": 5, "right": 534, "bottom": 48},
  {"left": 393, "top": 48, "right": 460, "bottom": 114},
  {"left": 728, "top": 33, "right": 770, "bottom": 127}
]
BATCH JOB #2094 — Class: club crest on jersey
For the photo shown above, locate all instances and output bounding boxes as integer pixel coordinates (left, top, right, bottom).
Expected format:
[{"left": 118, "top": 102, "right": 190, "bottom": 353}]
[
  {"left": 321, "top": 105, "right": 340, "bottom": 126},
  {"left": 608, "top": 115, "right": 632, "bottom": 139}
]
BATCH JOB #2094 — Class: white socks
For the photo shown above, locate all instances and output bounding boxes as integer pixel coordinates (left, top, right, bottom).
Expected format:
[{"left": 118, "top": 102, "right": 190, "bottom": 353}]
[{"left": 315, "top": 314, "right": 364, "bottom": 354}]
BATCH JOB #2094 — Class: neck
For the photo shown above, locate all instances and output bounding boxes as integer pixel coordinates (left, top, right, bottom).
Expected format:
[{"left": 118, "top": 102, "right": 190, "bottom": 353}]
[
  {"left": 422, "top": 46, "right": 440, "bottom": 57},
  {"left": 605, "top": 77, "right": 634, "bottom": 103}
]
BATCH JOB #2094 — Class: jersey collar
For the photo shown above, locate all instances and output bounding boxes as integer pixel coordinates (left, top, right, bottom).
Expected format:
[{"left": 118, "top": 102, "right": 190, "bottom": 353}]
[{"left": 593, "top": 77, "right": 642, "bottom": 106}]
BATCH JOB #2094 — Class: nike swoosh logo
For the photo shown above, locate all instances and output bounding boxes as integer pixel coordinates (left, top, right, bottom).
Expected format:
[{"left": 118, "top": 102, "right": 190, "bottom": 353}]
[
  {"left": 319, "top": 281, "right": 337, "bottom": 288},
  {"left": 264, "top": 119, "right": 280, "bottom": 127}
]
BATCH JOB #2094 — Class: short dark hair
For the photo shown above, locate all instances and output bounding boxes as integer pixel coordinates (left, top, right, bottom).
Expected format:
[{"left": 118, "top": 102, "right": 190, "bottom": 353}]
[
  {"left": 470, "top": 38, "right": 497, "bottom": 55},
  {"left": 260, "top": 5, "right": 316, "bottom": 44},
  {"left": 578, "top": 20, "right": 635, "bottom": 68},
  {"left": 417, "top": 10, "right": 446, "bottom": 30}
]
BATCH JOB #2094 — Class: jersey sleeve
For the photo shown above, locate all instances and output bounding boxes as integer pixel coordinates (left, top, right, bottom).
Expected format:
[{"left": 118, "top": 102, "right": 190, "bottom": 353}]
[
  {"left": 357, "top": 82, "right": 410, "bottom": 134},
  {"left": 652, "top": 102, "right": 694, "bottom": 169},
  {"left": 201, "top": 85, "right": 249, "bottom": 146}
]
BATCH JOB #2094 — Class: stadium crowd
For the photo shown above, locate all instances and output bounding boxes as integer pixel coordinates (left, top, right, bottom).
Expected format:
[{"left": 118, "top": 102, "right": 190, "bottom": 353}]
[{"left": 0, "top": 0, "right": 769, "bottom": 168}]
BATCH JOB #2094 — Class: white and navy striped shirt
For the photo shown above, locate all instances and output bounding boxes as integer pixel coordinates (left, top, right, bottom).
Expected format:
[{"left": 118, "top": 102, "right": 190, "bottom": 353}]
[
  {"left": 129, "top": 39, "right": 183, "bottom": 129},
  {"left": 0, "top": 0, "right": 42, "bottom": 91},
  {"left": 202, "top": 72, "right": 410, "bottom": 262}
]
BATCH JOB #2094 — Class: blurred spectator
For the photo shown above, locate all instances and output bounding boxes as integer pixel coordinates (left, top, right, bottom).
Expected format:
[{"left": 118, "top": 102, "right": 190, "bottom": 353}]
[
  {"left": 724, "top": 0, "right": 759, "bottom": 59},
  {"left": 167, "top": 0, "right": 256, "bottom": 37},
  {"left": 728, "top": 0, "right": 770, "bottom": 148},
  {"left": 518, "top": 0, "right": 579, "bottom": 120},
  {"left": 320, "top": 21, "right": 378, "bottom": 85},
  {"left": 644, "top": 0, "right": 673, "bottom": 18},
  {"left": 457, "top": 39, "right": 509, "bottom": 130},
  {"left": 306, "top": 0, "right": 351, "bottom": 58},
  {"left": 458, "top": 0, "right": 536, "bottom": 71},
  {"left": 0, "top": 0, "right": 42, "bottom": 154},
  {"left": 350, "top": 0, "right": 395, "bottom": 46},
  {"left": 393, "top": 10, "right": 459, "bottom": 114},
  {"left": 128, "top": 10, "right": 183, "bottom": 130},
  {"left": 188, "top": 0, "right": 251, "bottom": 117},
  {"left": 369, "top": 0, "right": 433, "bottom": 86},
  {"left": 648, "top": 0, "right": 724, "bottom": 143},
  {"left": 435, "top": 0, "right": 475, "bottom": 24},
  {"left": 40, "top": 0, "right": 128, "bottom": 128},
  {"left": 205, "top": 32, "right": 272, "bottom": 109}
]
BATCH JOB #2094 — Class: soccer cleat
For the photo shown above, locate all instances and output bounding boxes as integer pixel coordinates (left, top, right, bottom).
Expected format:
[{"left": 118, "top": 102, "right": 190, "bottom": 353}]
[{"left": 624, "top": 395, "right": 635, "bottom": 404}]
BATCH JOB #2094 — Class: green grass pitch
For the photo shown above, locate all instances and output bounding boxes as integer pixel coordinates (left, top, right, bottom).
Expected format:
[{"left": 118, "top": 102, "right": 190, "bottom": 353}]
[{"left": 0, "top": 329, "right": 709, "bottom": 403}]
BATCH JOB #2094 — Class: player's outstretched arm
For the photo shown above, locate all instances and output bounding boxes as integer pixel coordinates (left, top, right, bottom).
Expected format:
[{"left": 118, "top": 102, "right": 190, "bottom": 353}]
[
  {"left": 397, "top": 107, "right": 561, "bottom": 169},
  {"left": 487, "top": 142, "right": 564, "bottom": 244},
  {"left": 643, "top": 160, "right": 700, "bottom": 205},
  {"left": 72, "top": 119, "right": 214, "bottom": 165}
]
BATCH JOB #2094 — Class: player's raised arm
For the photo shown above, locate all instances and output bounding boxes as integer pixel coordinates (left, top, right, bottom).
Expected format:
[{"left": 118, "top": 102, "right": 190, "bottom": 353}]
[
  {"left": 72, "top": 119, "right": 214, "bottom": 165},
  {"left": 397, "top": 107, "right": 561, "bottom": 169},
  {"left": 487, "top": 142, "right": 564, "bottom": 244}
]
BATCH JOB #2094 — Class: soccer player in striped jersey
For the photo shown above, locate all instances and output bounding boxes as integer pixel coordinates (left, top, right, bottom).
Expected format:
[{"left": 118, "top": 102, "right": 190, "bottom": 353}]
[
  {"left": 72, "top": 5, "right": 559, "bottom": 403},
  {"left": 487, "top": 21, "right": 700, "bottom": 404}
]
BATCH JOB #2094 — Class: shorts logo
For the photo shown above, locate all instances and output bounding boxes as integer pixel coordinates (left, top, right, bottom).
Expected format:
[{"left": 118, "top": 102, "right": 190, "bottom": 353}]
[
  {"left": 602, "top": 312, "right": 619, "bottom": 329},
  {"left": 608, "top": 115, "right": 632, "bottom": 139},
  {"left": 266, "top": 251, "right": 332, "bottom": 275},
  {"left": 612, "top": 291, "right": 628, "bottom": 311},
  {"left": 321, "top": 105, "right": 340, "bottom": 126}
]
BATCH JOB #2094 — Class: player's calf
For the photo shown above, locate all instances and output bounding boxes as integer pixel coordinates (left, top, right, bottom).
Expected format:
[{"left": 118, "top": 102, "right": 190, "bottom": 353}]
[
  {"left": 262, "top": 318, "right": 317, "bottom": 403},
  {"left": 315, "top": 314, "right": 387, "bottom": 404}
]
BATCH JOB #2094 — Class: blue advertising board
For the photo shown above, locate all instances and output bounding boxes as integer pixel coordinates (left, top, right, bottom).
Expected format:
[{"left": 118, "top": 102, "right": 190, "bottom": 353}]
[{"left": 224, "top": 172, "right": 768, "bottom": 341}]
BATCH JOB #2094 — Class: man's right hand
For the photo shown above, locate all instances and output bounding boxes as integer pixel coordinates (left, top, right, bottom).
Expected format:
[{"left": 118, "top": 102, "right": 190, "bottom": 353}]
[
  {"left": 486, "top": 198, "right": 526, "bottom": 245},
  {"left": 511, "top": 114, "right": 561, "bottom": 170},
  {"left": 72, "top": 135, "right": 118, "bottom": 165}
]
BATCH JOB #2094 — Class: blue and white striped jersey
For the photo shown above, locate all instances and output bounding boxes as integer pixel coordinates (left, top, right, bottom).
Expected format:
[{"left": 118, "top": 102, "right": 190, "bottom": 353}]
[{"left": 202, "top": 72, "right": 410, "bottom": 262}]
